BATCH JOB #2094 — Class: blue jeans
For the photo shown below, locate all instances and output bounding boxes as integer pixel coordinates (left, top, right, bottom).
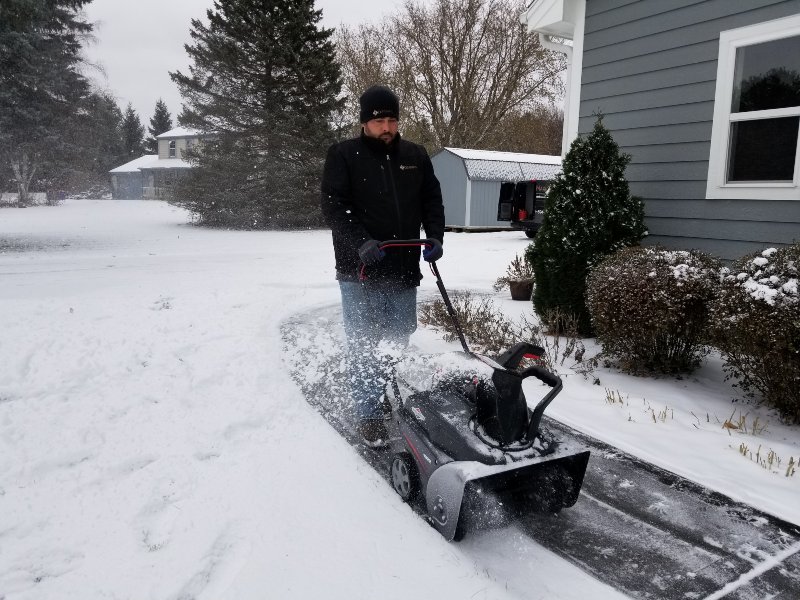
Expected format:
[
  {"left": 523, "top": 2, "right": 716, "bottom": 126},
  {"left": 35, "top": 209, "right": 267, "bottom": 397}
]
[{"left": 339, "top": 280, "right": 417, "bottom": 420}]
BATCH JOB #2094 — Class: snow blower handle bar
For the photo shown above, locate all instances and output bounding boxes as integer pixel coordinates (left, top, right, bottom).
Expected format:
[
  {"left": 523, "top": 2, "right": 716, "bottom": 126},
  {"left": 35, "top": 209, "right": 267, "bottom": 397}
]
[
  {"left": 520, "top": 365, "right": 561, "bottom": 389},
  {"left": 373, "top": 239, "right": 471, "bottom": 355},
  {"left": 521, "top": 366, "right": 563, "bottom": 444},
  {"left": 375, "top": 239, "right": 438, "bottom": 253}
]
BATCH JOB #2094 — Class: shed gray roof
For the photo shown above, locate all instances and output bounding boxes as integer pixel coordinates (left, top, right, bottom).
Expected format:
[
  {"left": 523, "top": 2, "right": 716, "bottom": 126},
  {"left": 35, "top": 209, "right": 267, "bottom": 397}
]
[{"left": 441, "top": 147, "right": 562, "bottom": 182}]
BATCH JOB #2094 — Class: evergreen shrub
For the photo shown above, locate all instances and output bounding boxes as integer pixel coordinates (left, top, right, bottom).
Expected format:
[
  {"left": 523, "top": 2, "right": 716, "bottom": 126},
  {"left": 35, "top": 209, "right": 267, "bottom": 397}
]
[
  {"left": 708, "top": 243, "right": 800, "bottom": 423},
  {"left": 531, "top": 117, "right": 646, "bottom": 335},
  {"left": 587, "top": 246, "right": 721, "bottom": 374}
]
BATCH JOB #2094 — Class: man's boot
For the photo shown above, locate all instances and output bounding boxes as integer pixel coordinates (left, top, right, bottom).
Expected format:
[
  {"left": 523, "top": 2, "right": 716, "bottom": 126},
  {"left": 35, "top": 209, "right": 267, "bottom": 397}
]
[{"left": 358, "top": 419, "right": 388, "bottom": 449}]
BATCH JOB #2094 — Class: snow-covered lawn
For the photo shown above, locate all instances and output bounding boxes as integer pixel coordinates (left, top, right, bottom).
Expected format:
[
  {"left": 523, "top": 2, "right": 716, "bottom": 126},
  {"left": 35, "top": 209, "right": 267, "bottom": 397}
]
[{"left": 0, "top": 200, "right": 797, "bottom": 599}]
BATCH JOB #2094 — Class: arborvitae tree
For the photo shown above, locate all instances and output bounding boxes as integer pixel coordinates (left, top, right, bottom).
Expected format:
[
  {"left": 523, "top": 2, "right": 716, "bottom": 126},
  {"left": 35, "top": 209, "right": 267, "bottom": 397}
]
[
  {"left": 145, "top": 99, "right": 173, "bottom": 153},
  {"left": 529, "top": 117, "right": 647, "bottom": 335},
  {"left": 170, "top": 0, "right": 342, "bottom": 228},
  {"left": 0, "top": 0, "right": 92, "bottom": 205},
  {"left": 120, "top": 103, "right": 145, "bottom": 158}
]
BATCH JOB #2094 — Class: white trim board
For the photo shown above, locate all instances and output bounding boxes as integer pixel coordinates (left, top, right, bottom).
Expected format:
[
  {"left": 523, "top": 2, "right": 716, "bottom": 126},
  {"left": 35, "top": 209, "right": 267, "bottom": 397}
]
[{"left": 706, "top": 13, "right": 800, "bottom": 201}]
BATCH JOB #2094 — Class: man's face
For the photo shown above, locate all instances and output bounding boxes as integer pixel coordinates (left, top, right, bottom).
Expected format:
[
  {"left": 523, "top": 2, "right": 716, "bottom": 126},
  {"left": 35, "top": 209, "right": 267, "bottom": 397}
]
[{"left": 363, "top": 117, "right": 399, "bottom": 144}]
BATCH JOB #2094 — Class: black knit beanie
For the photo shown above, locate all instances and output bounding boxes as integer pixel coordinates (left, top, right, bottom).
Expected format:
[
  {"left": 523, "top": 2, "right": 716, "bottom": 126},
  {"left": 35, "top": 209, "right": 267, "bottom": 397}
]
[{"left": 359, "top": 85, "right": 400, "bottom": 123}]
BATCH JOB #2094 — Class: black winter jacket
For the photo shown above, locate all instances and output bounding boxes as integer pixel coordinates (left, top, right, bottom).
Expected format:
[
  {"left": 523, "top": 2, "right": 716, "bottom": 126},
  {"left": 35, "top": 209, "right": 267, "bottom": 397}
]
[{"left": 320, "top": 132, "right": 445, "bottom": 285}]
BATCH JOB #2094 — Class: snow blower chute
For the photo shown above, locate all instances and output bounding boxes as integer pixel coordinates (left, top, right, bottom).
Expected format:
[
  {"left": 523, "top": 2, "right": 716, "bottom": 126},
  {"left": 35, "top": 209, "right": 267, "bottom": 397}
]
[{"left": 371, "top": 240, "right": 590, "bottom": 541}]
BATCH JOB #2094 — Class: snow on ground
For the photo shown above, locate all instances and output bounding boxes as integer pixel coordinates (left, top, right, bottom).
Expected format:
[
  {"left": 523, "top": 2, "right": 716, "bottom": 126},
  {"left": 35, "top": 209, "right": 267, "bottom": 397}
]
[{"left": 0, "top": 200, "right": 797, "bottom": 599}]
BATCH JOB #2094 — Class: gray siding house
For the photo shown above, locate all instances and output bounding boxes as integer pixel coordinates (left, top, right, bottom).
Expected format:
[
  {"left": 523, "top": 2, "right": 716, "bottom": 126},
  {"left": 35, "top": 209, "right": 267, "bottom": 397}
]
[
  {"left": 432, "top": 147, "right": 562, "bottom": 234},
  {"left": 522, "top": 0, "right": 800, "bottom": 260},
  {"left": 109, "top": 155, "right": 156, "bottom": 200},
  {"left": 109, "top": 127, "right": 210, "bottom": 200}
]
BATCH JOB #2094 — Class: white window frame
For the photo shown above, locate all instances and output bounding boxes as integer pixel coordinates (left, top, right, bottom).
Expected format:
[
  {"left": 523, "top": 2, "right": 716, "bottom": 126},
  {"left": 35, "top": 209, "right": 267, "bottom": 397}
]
[
  {"left": 168, "top": 140, "right": 177, "bottom": 158},
  {"left": 706, "top": 14, "right": 800, "bottom": 201}
]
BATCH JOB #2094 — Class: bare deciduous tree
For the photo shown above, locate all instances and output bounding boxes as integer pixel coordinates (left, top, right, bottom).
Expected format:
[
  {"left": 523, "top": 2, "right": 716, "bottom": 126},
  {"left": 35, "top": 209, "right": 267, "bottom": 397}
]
[
  {"left": 335, "top": 0, "right": 565, "bottom": 152},
  {"left": 483, "top": 104, "right": 564, "bottom": 155},
  {"left": 332, "top": 23, "right": 393, "bottom": 140}
]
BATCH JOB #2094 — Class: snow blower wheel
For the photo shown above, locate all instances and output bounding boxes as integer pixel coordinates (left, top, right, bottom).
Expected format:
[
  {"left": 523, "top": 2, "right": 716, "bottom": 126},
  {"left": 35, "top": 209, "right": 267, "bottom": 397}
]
[{"left": 390, "top": 453, "right": 419, "bottom": 501}]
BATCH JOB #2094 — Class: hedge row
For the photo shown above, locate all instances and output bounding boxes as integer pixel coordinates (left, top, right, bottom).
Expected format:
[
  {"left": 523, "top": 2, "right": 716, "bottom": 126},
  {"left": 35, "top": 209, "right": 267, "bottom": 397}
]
[{"left": 584, "top": 243, "right": 799, "bottom": 422}]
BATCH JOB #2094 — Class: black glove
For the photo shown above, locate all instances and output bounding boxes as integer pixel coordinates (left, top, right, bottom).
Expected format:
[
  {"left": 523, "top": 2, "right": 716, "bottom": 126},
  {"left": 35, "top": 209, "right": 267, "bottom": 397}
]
[
  {"left": 423, "top": 238, "right": 443, "bottom": 262},
  {"left": 358, "top": 239, "right": 386, "bottom": 265}
]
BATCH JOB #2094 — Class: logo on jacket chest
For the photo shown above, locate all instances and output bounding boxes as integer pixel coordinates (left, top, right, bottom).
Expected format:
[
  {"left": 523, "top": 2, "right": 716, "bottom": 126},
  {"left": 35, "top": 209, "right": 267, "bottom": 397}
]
[{"left": 399, "top": 164, "right": 418, "bottom": 170}]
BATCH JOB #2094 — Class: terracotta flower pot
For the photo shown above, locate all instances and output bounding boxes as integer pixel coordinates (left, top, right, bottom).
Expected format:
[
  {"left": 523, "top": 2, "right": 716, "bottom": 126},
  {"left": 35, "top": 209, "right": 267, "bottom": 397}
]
[{"left": 509, "top": 279, "right": 534, "bottom": 301}]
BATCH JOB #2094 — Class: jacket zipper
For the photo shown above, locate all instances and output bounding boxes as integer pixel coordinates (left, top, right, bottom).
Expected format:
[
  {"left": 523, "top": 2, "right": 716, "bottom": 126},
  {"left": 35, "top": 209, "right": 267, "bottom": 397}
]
[
  {"left": 386, "top": 154, "right": 402, "bottom": 237},
  {"left": 386, "top": 153, "right": 407, "bottom": 276}
]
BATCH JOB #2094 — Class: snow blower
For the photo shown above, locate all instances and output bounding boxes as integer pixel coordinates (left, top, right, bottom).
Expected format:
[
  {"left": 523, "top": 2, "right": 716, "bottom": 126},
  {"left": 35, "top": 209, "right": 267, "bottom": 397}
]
[{"left": 372, "top": 239, "right": 591, "bottom": 541}]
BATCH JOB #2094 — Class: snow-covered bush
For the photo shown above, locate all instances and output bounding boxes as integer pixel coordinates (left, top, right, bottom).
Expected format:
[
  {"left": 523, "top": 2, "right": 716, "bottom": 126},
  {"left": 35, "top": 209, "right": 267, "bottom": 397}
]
[
  {"left": 531, "top": 116, "right": 647, "bottom": 335},
  {"left": 587, "top": 246, "right": 721, "bottom": 374},
  {"left": 709, "top": 244, "right": 800, "bottom": 423}
]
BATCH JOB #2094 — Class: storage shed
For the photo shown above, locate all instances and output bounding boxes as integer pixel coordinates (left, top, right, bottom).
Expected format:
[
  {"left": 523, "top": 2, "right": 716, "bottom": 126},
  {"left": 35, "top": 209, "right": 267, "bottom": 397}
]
[{"left": 431, "top": 147, "right": 562, "bottom": 234}]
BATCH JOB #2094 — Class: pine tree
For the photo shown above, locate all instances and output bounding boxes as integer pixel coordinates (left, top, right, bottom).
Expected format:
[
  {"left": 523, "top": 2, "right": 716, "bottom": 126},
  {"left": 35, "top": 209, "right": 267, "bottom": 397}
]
[
  {"left": 0, "top": 0, "right": 92, "bottom": 205},
  {"left": 120, "top": 104, "right": 145, "bottom": 158},
  {"left": 529, "top": 117, "right": 647, "bottom": 335},
  {"left": 169, "top": 0, "right": 342, "bottom": 228},
  {"left": 82, "top": 92, "right": 126, "bottom": 172},
  {"left": 46, "top": 90, "right": 127, "bottom": 193},
  {"left": 145, "top": 99, "right": 173, "bottom": 153}
]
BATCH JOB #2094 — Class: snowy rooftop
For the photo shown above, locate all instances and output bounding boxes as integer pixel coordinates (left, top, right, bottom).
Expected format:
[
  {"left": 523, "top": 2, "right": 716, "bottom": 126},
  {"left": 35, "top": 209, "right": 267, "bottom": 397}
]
[
  {"left": 441, "top": 147, "right": 562, "bottom": 182},
  {"left": 141, "top": 158, "right": 192, "bottom": 170},
  {"left": 108, "top": 155, "right": 158, "bottom": 173},
  {"left": 445, "top": 147, "right": 562, "bottom": 165},
  {"left": 156, "top": 127, "right": 202, "bottom": 139},
  {"left": 108, "top": 155, "right": 192, "bottom": 174}
]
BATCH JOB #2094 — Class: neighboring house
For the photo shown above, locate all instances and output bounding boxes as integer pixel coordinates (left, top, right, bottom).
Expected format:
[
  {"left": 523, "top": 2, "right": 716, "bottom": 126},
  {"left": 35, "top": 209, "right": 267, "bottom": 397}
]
[
  {"left": 521, "top": 0, "right": 800, "bottom": 261},
  {"left": 432, "top": 147, "right": 562, "bottom": 236},
  {"left": 109, "top": 127, "right": 209, "bottom": 200},
  {"left": 110, "top": 155, "right": 156, "bottom": 200}
]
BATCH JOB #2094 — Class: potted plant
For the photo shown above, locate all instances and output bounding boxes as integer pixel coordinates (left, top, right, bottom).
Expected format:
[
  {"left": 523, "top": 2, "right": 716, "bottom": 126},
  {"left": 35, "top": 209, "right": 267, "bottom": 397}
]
[{"left": 493, "top": 253, "right": 535, "bottom": 300}]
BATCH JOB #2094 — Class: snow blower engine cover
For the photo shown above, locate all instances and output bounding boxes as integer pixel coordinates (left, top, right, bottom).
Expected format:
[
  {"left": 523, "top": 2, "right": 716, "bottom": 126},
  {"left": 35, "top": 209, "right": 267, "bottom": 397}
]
[{"left": 393, "top": 352, "right": 531, "bottom": 446}]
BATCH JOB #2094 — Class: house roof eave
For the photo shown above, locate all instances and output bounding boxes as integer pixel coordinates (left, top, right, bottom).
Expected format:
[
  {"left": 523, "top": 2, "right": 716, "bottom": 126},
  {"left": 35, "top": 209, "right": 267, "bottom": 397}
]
[
  {"left": 520, "top": 0, "right": 578, "bottom": 39},
  {"left": 108, "top": 154, "right": 159, "bottom": 174},
  {"left": 156, "top": 126, "right": 212, "bottom": 140}
]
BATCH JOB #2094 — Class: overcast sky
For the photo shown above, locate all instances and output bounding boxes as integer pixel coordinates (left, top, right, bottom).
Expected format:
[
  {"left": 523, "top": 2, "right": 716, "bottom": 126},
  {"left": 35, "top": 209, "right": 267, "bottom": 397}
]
[{"left": 82, "top": 0, "right": 406, "bottom": 127}]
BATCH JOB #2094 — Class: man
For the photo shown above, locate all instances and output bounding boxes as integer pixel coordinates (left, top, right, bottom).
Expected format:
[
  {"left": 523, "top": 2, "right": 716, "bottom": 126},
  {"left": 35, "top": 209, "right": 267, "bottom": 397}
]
[{"left": 320, "top": 85, "right": 445, "bottom": 448}]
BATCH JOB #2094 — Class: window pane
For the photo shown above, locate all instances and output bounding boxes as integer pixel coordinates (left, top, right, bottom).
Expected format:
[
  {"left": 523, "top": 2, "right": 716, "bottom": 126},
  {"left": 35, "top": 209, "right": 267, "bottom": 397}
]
[
  {"left": 731, "top": 35, "right": 800, "bottom": 112},
  {"left": 727, "top": 117, "right": 799, "bottom": 182}
]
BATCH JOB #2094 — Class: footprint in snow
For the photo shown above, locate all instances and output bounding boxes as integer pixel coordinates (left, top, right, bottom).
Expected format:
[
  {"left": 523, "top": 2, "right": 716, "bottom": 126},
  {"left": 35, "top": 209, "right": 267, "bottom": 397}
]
[
  {"left": 169, "top": 526, "right": 251, "bottom": 600},
  {"left": 134, "top": 464, "right": 197, "bottom": 553}
]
